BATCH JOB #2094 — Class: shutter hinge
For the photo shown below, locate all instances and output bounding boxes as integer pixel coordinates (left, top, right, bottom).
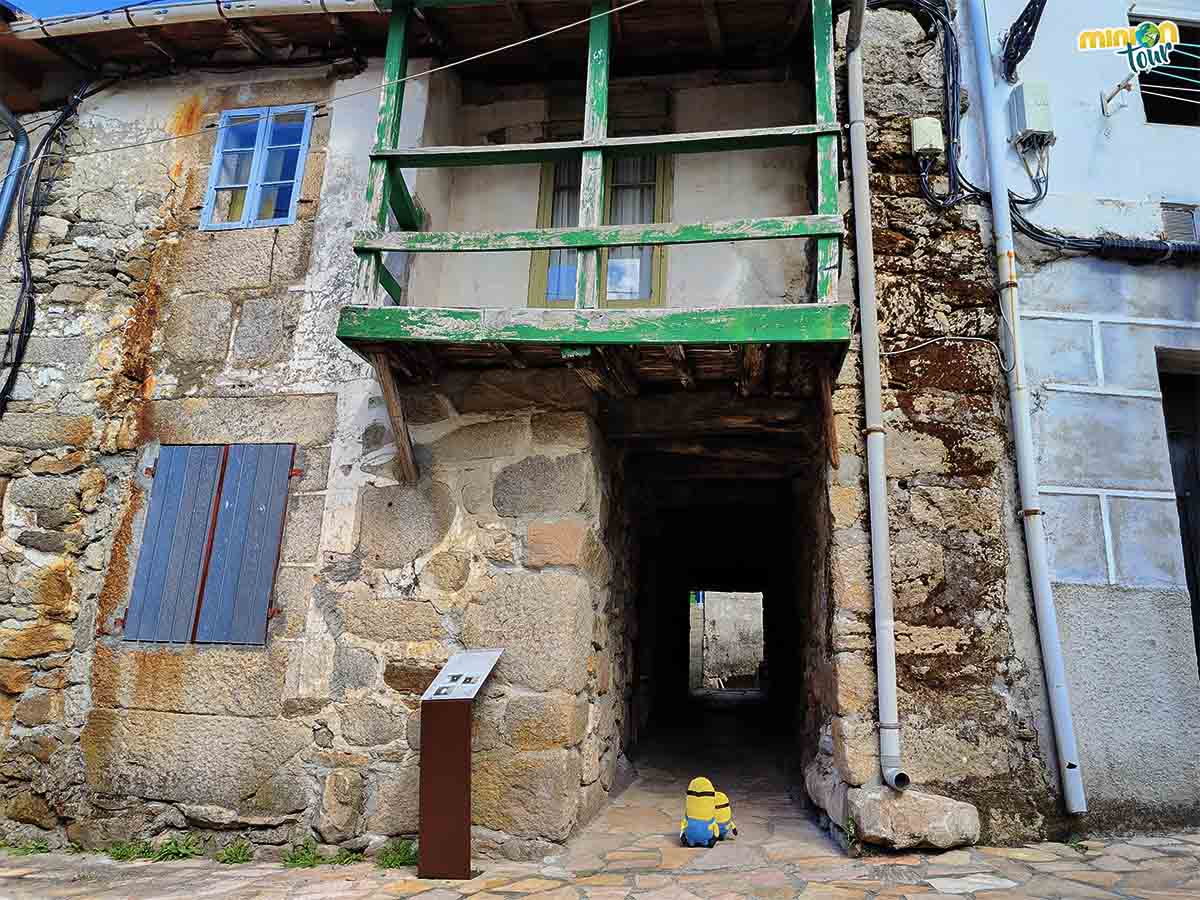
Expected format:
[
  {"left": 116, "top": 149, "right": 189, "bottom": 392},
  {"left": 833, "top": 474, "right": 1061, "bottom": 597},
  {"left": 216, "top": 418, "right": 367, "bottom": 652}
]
[
  {"left": 144, "top": 466, "right": 156, "bottom": 478},
  {"left": 289, "top": 468, "right": 304, "bottom": 478},
  {"left": 113, "top": 617, "right": 125, "bottom": 632},
  {"left": 266, "top": 607, "right": 282, "bottom": 620}
]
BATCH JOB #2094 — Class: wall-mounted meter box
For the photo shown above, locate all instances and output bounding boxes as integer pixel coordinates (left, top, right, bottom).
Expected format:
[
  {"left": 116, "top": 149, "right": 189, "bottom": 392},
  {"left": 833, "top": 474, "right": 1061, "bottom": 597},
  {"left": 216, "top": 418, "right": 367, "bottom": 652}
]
[
  {"left": 1008, "top": 81, "right": 1055, "bottom": 149},
  {"left": 910, "top": 117, "right": 944, "bottom": 157}
]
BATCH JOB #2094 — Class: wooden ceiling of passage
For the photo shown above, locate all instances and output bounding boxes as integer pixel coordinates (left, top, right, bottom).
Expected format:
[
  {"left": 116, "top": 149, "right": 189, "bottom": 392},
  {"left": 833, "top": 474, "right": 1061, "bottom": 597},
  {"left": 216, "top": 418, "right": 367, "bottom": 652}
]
[{"left": 1, "top": 0, "right": 819, "bottom": 111}]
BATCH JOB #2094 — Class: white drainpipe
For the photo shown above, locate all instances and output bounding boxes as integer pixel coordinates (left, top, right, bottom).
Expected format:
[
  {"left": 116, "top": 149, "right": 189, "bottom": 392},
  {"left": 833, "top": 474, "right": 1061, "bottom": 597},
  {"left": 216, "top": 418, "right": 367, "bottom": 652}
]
[
  {"left": 846, "top": 0, "right": 910, "bottom": 792},
  {"left": 965, "top": 0, "right": 1087, "bottom": 814},
  {"left": 8, "top": 0, "right": 375, "bottom": 40}
]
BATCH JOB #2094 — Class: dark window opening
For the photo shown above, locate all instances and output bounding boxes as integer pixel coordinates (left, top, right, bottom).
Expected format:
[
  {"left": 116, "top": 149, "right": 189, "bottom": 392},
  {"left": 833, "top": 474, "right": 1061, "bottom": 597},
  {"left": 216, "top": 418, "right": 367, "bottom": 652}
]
[
  {"left": 1160, "top": 367, "right": 1200, "bottom": 672},
  {"left": 124, "top": 443, "right": 294, "bottom": 646},
  {"left": 1134, "top": 18, "right": 1200, "bottom": 126}
]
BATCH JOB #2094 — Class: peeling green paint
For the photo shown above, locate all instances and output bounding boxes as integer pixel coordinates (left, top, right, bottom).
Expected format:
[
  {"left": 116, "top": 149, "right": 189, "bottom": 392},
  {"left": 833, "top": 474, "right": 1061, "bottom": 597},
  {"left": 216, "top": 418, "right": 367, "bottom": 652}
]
[
  {"left": 337, "top": 303, "right": 852, "bottom": 346},
  {"left": 355, "top": 215, "right": 843, "bottom": 253}
]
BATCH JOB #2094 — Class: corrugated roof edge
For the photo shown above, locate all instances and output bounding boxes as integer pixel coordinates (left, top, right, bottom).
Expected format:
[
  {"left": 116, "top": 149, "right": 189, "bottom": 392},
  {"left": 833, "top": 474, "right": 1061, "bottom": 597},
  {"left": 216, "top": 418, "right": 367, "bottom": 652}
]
[{"left": 10, "top": 0, "right": 377, "bottom": 39}]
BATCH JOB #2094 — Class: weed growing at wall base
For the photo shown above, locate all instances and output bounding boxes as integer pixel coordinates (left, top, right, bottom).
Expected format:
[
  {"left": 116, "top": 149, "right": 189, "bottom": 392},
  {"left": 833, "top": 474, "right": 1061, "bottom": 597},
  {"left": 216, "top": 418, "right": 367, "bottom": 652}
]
[
  {"left": 108, "top": 841, "right": 155, "bottom": 861},
  {"left": 376, "top": 839, "right": 418, "bottom": 869},
  {"left": 282, "top": 839, "right": 324, "bottom": 869},
  {"left": 9, "top": 840, "right": 50, "bottom": 856},
  {"left": 215, "top": 838, "right": 254, "bottom": 864}
]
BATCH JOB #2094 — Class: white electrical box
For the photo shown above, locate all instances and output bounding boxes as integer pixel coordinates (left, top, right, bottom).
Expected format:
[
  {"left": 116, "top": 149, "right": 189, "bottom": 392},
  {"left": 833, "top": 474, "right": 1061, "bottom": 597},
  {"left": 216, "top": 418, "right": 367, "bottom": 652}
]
[
  {"left": 910, "top": 117, "right": 944, "bottom": 157},
  {"left": 1008, "top": 81, "right": 1055, "bottom": 149}
]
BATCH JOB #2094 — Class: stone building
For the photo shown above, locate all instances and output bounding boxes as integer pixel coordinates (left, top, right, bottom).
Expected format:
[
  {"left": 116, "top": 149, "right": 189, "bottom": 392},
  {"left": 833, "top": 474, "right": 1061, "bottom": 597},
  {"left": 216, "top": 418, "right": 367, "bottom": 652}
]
[{"left": 0, "top": 0, "right": 1196, "bottom": 859}]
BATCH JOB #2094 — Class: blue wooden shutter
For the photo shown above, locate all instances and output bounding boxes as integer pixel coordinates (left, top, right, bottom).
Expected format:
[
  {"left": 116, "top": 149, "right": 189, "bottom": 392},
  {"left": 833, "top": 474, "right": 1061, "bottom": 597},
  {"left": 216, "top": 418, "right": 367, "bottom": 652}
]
[
  {"left": 195, "top": 443, "right": 294, "bottom": 645},
  {"left": 124, "top": 445, "right": 224, "bottom": 643}
]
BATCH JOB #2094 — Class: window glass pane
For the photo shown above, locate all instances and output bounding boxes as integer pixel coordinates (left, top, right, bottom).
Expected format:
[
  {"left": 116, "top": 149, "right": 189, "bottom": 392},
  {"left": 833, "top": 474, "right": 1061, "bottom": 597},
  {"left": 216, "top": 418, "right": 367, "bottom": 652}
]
[
  {"left": 608, "top": 155, "right": 656, "bottom": 302},
  {"left": 262, "top": 147, "right": 300, "bottom": 183},
  {"left": 224, "top": 115, "right": 260, "bottom": 150},
  {"left": 546, "top": 158, "right": 583, "bottom": 304},
  {"left": 256, "top": 184, "right": 294, "bottom": 222},
  {"left": 269, "top": 111, "right": 306, "bottom": 147},
  {"left": 211, "top": 187, "right": 247, "bottom": 224},
  {"left": 217, "top": 150, "right": 253, "bottom": 186}
]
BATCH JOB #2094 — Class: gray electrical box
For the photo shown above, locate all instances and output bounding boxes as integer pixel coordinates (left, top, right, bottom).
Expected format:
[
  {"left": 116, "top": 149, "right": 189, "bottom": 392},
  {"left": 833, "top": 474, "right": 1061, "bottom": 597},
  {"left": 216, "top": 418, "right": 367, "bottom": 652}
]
[
  {"left": 1008, "top": 81, "right": 1055, "bottom": 149},
  {"left": 910, "top": 117, "right": 944, "bottom": 157}
]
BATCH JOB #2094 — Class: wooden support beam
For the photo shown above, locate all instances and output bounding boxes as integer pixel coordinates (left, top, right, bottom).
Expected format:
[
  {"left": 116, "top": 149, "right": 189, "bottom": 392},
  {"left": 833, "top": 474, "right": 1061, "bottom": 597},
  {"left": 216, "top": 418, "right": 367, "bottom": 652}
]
[
  {"left": 576, "top": 0, "right": 611, "bottom": 311},
  {"left": 781, "top": 0, "right": 812, "bottom": 52},
  {"left": 228, "top": 21, "right": 276, "bottom": 61},
  {"left": 414, "top": 7, "right": 451, "bottom": 54},
  {"left": 767, "top": 344, "right": 790, "bottom": 396},
  {"left": 663, "top": 344, "right": 696, "bottom": 390},
  {"left": 371, "top": 352, "right": 419, "bottom": 484},
  {"left": 356, "top": 215, "right": 843, "bottom": 253},
  {"left": 597, "top": 347, "right": 640, "bottom": 396},
  {"left": 339, "top": 303, "right": 852, "bottom": 347},
  {"left": 353, "top": 5, "right": 410, "bottom": 308},
  {"left": 812, "top": 0, "right": 840, "bottom": 305},
  {"left": 817, "top": 365, "right": 839, "bottom": 468},
  {"left": 370, "top": 124, "right": 839, "bottom": 168},
  {"left": 490, "top": 342, "right": 528, "bottom": 367},
  {"left": 701, "top": 0, "right": 723, "bottom": 54},
  {"left": 739, "top": 344, "right": 768, "bottom": 397},
  {"left": 504, "top": 0, "right": 532, "bottom": 38}
]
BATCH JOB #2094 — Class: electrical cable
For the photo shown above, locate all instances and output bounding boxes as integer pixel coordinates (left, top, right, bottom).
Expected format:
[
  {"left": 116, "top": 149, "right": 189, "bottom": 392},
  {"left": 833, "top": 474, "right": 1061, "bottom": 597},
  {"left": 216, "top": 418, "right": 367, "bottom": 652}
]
[
  {"left": 0, "top": 80, "right": 93, "bottom": 417},
  {"left": 0, "top": 0, "right": 647, "bottom": 193},
  {"left": 999, "top": 0, "right": 1047, "bottom": 84}
]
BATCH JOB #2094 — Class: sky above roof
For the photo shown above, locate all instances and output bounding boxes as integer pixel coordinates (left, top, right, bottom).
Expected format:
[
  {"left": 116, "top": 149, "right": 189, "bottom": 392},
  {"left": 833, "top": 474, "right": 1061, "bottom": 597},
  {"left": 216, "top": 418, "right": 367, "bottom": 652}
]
[{"left": 7, "top": 0, "right": 126, "bottom": 17}]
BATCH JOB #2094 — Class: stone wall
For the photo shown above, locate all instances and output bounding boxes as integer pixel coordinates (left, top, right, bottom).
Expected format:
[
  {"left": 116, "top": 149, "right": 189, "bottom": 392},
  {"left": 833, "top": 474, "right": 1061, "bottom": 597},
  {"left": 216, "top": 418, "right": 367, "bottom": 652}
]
[
  {"left": 0, "top": 61, "right": 637, "bottom": 859},
  {"left": 804, "top": 9, "right": 1060, "bottom": 845},
  {"left": 701, "top": 591, "right": 763, "bottom": 689}
]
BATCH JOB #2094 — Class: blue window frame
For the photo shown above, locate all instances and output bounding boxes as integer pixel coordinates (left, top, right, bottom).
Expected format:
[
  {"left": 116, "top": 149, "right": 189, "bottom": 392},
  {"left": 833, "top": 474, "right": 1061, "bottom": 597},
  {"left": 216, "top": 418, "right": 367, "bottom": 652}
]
[{"left": 200, "top": 104, "right": 315, "bottom": 231}]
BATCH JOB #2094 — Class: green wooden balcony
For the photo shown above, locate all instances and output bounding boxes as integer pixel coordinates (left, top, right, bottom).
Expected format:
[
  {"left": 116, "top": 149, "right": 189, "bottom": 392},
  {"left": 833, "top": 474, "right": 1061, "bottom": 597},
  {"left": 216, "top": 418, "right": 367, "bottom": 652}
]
[{"left": 339, "top": 0, "right": 849, "bottom": 483}]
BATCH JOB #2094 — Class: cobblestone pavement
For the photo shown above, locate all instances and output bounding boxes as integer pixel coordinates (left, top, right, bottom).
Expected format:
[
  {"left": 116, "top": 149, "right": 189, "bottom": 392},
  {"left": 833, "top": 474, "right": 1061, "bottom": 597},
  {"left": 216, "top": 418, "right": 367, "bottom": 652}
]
[
  {"left": 3, "top": 701, "right": 1197, "bottom": 899},
  {"left": 2, "top": 765, "right": 1197, "bottom": 900}
]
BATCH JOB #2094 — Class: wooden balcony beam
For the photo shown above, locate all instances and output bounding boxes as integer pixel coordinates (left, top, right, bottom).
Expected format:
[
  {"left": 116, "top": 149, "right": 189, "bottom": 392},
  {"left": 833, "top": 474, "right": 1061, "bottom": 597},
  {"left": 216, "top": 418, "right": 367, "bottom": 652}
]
[
  {"left": 337, "top": 303, "right": 852, "bottom": 347},
  {"left": 355, "top": 214, "right": 842, "bottom": 253},
  {"left": 369, "top": 124, "right": 840, "bottom": 168}
]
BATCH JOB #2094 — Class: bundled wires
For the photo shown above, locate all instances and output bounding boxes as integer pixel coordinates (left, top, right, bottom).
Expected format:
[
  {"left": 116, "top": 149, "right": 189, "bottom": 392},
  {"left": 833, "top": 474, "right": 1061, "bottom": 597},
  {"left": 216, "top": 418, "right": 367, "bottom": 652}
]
[
  {"left": 1000, "top": 0, "right": 1048, "bottom": 84},
  {"left": 0, "top": 81, "right": 97, "bottom": 416}
]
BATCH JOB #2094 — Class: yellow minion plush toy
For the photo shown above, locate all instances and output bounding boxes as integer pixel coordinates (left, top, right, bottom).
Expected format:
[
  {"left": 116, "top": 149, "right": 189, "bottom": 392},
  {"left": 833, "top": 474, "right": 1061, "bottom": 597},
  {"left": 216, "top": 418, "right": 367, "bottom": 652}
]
[
  {"left": 714, "top": 791, "right": 737, "bottom": 839},
  {"left": 680, "top": 776, "right": 720, "bottom": 848}
]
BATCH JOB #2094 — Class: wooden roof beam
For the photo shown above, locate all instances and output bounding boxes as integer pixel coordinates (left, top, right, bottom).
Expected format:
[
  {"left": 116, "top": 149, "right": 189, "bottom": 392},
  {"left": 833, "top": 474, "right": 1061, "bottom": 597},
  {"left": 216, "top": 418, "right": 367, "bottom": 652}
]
[
  {"left": 504, "top": 0, "right": 532, "bottom": 39},
  {"left": 701, "top": 0, "right": 723, "bottom": 54},
  {"left": 228, "top": 21, "right": 277, "bottom": 62},
  {"left": 739, "top": 344, "right": 767, "bottom": 397},
  {"left": 663, "top": 344, "right": 696, "bottom": 390}
]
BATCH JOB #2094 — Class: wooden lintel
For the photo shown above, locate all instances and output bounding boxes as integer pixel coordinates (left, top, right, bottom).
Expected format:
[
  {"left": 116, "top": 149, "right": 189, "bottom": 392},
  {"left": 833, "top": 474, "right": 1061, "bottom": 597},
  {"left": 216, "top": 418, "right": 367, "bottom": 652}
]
[
  {"left": 371, "top": 352, "right": 419, "bottom": 485},
  {"left": 739, "top": 344, "right": 768, "bottom": 397},
  {"left": 701, "top": 0, "right": 723, "bottom": 54},
  {"left": 605, "top": 391, "right": 819, "bottom": 440},
  {"left": 663, "top": 344, "right": 696, "bottom": 390}
]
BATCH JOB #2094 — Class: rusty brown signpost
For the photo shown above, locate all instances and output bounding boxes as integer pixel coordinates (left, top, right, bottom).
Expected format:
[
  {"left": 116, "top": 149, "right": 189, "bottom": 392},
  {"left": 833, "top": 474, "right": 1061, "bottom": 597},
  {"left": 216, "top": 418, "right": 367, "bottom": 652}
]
[{"left": 417, "top": 649, "right": 504, "bottom": 880}]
